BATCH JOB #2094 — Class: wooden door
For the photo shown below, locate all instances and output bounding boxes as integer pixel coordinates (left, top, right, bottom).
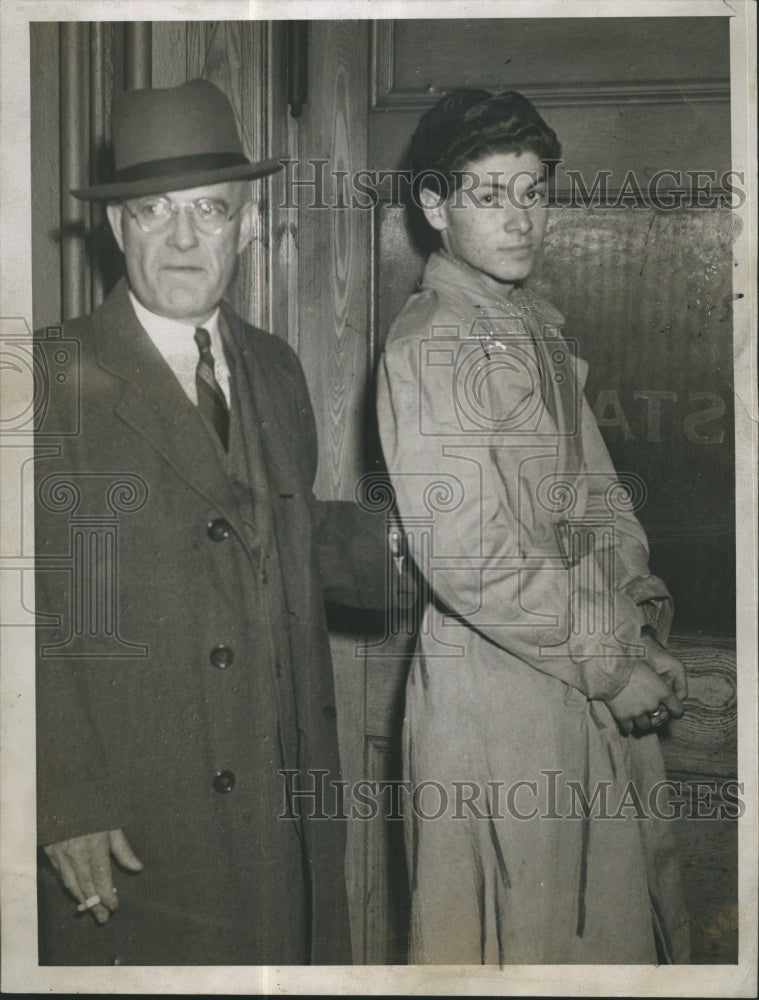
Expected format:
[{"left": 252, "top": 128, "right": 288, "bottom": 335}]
[{"left": 282, "top": 21, "right": 413, "bottom": 964}]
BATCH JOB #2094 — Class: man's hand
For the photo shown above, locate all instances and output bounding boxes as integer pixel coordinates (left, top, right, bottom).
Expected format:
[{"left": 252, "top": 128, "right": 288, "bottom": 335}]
[
  {"left": 603, "top": 660, "right": 686, "bottom": 735},
  {"left": 642, "top": 633, "right": 688, "bottom": 702},
  {"left": 43, "top": 828, "right": 143, "bottom": 924}
]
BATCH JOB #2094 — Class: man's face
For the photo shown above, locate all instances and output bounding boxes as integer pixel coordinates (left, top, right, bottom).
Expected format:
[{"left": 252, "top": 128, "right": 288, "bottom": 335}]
[
  {"left": 421, "top": 150, "right": 548, "bottom": 295},
  {"left": 106, "top": 181, "right": 253, "bottom": 325}
]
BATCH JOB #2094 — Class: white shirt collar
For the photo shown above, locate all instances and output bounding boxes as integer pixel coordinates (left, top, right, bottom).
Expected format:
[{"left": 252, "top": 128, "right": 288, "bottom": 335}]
[
  {"left": 128, "top": 291, "right": 230, "bottom": 406},
  {"left": 128, "top": 290, "right": 221, "bottom": 343}
]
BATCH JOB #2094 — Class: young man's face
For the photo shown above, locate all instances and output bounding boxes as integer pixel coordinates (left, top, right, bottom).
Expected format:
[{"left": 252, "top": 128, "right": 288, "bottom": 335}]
[
  {"left": 422, "top": 150, "right": 548, "bottom": 295},
  {"left": 106, "top": 181, "right": 252, "bottom": 326}
]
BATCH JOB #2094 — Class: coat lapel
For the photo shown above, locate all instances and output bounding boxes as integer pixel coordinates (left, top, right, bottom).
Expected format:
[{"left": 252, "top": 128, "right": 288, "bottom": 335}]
[
  {"left": 220, "top": 306, "right": 299, "bottom": 500},
  {"left": 93, "top": 281, "right": 244, "bottom": 530},
  {"left": 222, "top": 308, "right": 312, "bottom": 623}
]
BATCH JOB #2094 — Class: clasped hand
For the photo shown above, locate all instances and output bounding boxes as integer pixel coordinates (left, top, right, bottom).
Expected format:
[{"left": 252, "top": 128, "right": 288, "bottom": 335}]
[{"left": 603, "top": 634, "right": 688, "bottom": 735}]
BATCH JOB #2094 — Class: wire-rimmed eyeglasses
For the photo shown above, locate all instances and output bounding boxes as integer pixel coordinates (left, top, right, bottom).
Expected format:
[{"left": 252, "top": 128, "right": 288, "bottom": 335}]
[{"left": 123, "top": 195, "right": 248, "bottom": 235}]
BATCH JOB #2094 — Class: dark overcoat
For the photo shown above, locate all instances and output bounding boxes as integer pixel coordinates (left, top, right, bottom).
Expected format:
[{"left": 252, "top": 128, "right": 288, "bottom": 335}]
[{"left": 35, "top": 280, "right": 386, "bottom": 965}]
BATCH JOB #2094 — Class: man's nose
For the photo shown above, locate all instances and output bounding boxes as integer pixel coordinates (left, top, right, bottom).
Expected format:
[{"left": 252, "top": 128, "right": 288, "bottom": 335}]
[
  {"left": 166, "top": 205, "right": 199, "bottom": 249},
  {"left": 505, "top": 204, "right": 533, "bottom": 233}
]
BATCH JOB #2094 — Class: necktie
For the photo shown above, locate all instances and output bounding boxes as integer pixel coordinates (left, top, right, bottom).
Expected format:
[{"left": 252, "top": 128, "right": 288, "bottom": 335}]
[{"left": 194, "top": 327, "right": 229, "bottom": 449}]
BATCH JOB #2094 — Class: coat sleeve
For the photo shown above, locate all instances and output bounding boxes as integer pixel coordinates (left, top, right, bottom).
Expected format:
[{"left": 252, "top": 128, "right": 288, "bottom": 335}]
[
  {"left": 35, "top": 315, "right": 129, "bottom": 846},
  {"left": 577, "top": 393, "right": 674, "bottom": 646},
  {"left": 36, "top": 651, "right": 125, "bottom": 845},
  {"left": 377, "top": 306, "right": 658, "bottom": 700},
  {"left": 283, "top": 340, "right": 391, "bottom": 611},
  {"left": 311, "top": 500, "right": 393, "bottom": 611},
  {"left": 35, "top": 402, "right": 124, "bottom": 845}
]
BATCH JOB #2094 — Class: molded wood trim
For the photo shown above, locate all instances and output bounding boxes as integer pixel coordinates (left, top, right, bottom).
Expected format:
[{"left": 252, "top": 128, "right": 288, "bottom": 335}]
[{"left": 370, "top": 21, "right": 729, "bottom": 112}]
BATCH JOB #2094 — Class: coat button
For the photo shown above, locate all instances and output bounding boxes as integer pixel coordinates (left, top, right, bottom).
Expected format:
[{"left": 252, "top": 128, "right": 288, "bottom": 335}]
[
  {"left": 207, "top": 518, "right": 232, "bottom": 541},
  {"left": 213, "top": 770, "right": 236, "bottom": 793},
  {"left": 210, "top": 645, "right": 234, "bottom": 669}
]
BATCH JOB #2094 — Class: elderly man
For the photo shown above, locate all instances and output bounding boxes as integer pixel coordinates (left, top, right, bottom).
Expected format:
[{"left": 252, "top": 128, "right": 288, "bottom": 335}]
[{"left": 35, "top": 79, "right": 389, "bottom": 966}]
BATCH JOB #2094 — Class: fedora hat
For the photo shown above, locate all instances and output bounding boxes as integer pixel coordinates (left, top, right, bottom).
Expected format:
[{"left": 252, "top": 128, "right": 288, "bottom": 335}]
[{"left": 73, "top": 78, "right": 282, "bottom": 200}]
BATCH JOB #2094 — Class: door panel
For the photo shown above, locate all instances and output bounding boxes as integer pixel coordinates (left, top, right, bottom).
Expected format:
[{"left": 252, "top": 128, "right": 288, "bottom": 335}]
[{"left": 368, "top": 19, "right": 731, "bottom": 198}]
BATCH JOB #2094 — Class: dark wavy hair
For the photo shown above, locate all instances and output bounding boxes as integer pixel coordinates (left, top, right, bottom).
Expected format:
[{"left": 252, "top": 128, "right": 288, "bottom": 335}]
[
  {"left": 403, "top": 88, "right": 561, "bottom": 255},
  {"left": 408, "top": 88, "right": 562, "bottom": 199}
]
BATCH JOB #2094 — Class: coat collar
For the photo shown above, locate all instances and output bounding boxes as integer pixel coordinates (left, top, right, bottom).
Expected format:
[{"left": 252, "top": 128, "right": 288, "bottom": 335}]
[
  {"left": 92, "top": 280, "right": 245, "bottom": 526},
  {"left": 421, "top": 251, "right": 584, "bottom": 477},
  {"left": 422, "top": 250, "right": 566, "bottom": 328}
]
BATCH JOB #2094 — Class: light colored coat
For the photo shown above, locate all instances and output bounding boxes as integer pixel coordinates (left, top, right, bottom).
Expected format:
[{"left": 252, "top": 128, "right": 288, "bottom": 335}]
[{"left": 377, "top": 251, "right": 690, "bottom": 964}]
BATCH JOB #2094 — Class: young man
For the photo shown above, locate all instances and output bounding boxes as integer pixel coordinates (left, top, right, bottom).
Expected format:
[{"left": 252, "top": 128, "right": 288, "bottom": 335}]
[
  {"left": 377, "top": 89, "right": 690, "bottom": 964},
  {"left": 36, "top": 79, "right": 391, "bottom": 965}
]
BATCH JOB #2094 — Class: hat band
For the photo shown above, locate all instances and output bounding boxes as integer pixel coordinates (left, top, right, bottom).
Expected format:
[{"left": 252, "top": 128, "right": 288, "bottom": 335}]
[{"left": 113, "top": 151, "right": 251, "bottom": 185}]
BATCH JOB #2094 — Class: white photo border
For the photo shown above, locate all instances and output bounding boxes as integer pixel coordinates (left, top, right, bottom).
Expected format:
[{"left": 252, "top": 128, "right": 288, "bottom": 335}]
[{"left": 1, "top": 0, "right": 756, "bottom": 995}]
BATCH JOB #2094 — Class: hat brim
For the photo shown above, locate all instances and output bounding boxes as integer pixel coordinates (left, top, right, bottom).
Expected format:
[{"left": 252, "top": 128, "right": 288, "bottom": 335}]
[{"left": 72, "top": 157, "right": 283, "bottom": 200}]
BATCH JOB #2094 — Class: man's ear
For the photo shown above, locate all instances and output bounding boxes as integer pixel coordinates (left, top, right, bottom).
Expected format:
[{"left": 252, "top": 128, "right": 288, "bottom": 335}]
[
  {"left": 105, "top": 202, "right": 126, "bottom": 253},
  {"left": 236, "top": 199, "right": 255, "bottom": 254},
  {"left": 419, "top": 185, "right": 449, "bottom": 234},
  {"left": 237, "top": 201, "right": 256, "bottom": 254}
]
